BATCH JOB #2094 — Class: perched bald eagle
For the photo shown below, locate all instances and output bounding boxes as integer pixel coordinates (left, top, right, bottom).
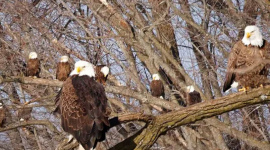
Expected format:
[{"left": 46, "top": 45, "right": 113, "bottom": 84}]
[
  {"left": 223, "top": 25, "right": 270, "bottom": 92},
  {"left": 26, "top": 52, "right": 40, "bottom": 78},
  {"left": 17, "top": 107, "right": 32, "bottom": 122},
  {"left": 17, "top": 107, "right": 34, "bottom": 135},
  {"left": 95, "top": 65, "right": 109, "bottom": 85},
  {"left": 0, "top": 103, "right": 5, "bottom": 127},
  {"left": 56, "top": 61, "right": 110, "bottom": 150},
  {"left": 56, "top": 56, "right": 71, "bottom": 81},
  {"left": 150, "top": 74, "right": 165, "bottom": 99},
  {"left": 184, "top": 86, "right": 201, "bottom": 106}
]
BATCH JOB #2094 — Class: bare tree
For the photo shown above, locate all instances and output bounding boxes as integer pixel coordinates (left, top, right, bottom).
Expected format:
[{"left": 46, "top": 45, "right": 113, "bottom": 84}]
[{"left": 0, "top": 0, "right": 269, "bottom": 150}]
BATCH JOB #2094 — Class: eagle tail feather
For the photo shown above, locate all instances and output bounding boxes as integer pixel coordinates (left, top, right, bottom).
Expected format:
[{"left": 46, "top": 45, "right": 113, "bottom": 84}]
[{"left": 223, "top": 73, "right": 236, "bottom": 92}]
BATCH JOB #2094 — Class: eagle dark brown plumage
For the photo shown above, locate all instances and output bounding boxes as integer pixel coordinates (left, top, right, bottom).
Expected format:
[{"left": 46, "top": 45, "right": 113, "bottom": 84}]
[
  {"left": 223, "top": 40, "right": 270, "bottom": 92},
  {"left": 0, "top": 103, "right": 6, "bottom": 127},
  {"left": 56, "top": 56, "right": 71, "bottom": 81},
  {"left": 95, "top": 65, "right": 109, "bottom": 85},
  {"left": 184, "top": 86, "right": 202, "bottom": 106},
  {"left": 17, "top": 107, "right": 32, "bottom": 121},
  {"left": 57, "top": 61, "right": 110, "bottom": 150},
  {"left": 150, "top": 74, "right": 165, "bottom": 99},
  {"left": 26, "top": 52, "right": 40, "bottom": 77}
]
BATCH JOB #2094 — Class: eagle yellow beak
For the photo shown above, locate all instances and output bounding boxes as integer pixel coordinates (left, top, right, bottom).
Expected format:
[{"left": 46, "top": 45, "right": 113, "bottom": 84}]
[
  {"left": 246, "top": 32, "right": 251, "bottom": 38},
  {"left": 76, "top": 67, "right": 81, "bottom": 73}
]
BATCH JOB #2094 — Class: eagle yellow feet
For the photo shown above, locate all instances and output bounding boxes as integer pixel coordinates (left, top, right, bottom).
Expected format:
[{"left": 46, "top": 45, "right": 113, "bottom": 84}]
[
  {"left": 255, "top": 84, "right": 264, "bottom": 88},
  {"left": 238, "top": 87, "right": 250, "bottom": 92}
]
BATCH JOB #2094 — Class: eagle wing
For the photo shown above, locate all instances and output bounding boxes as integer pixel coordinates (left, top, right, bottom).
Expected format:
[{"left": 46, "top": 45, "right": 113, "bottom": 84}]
[
  {"left": 65, "top": 62, "right": 71, "bottom": 77},
  {"left": 53, "top": 88, "right": 62, "bottom": 114},
  {"left": 56, "top": 62, "right": 71, "bottom": 81},
  {"left": 60, "top": 76, "right": 109, "bottom": 149},
  {"left": 223, "top": 42, "right": 240, "bottom": 92},
  {"left": 150, "top": 80, "right": 165, "bottom": 98},
  {"left": 95, "top": 65, "right": 106, "bottom": 84},
  {"left": 0, "top": 108, "right": 5, "bottom": 127},
  {"left": 56, "top": 63, "right": 60, "bottom": 80},
  {"left": 187, "top": 91, "right": 202, "bottom": 106},
  {"left": 26, "top": 59, "right": 40, "bottom": 77},
  {"left": 17, "top": 107, "right": 32, "bottom": 120}
]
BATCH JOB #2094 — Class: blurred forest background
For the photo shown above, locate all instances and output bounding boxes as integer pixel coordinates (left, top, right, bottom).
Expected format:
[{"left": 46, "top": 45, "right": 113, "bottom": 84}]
[{"left": 0, "top": 0, "right": 270, "bottom": 150}]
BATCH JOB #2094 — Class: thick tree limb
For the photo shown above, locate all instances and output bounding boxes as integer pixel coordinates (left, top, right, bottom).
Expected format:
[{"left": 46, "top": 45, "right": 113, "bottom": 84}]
[
  {"left": 0, "top": 76, "right": 63, "bottom": 87},
  {"left": 0, "top": 76, "right": 178, "bottom": 110},
  {"left": 132, "top": 87, "right": 270, "bottom": 149},
  {"left": 105, "top": 85, "right": 178, "bottom": 110},
  {"left": 117, "top": 113, "right": 154, "bottom": 123}
]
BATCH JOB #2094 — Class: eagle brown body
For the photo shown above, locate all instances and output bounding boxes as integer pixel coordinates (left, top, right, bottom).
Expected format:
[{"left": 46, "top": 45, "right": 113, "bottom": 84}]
[
  {"left": 56, "top": 62, "right": 71, "bottom": 81},
  {"left": 57, "top": 75, "right": 110, "bottom": 149},
  {"left": 17, "top": 107, "right": 32, "bottom": 121},
  {"left": 0, "top": 107, "right": 5, "bottom": 127},
  {"left": 185, "top": 91, "right": 201, "bottom": 106},
  {"left": 150, "top": 80, "right": 165, "bottom": 98},
  {"left": 95, "top": 65, "right": 108, "bottom": 85},
  {"left": 223, "top": 40, "right": 270, "bottom": 92},
  {"left": 26, "top": 58, "right": 40, "bottom": 77}
]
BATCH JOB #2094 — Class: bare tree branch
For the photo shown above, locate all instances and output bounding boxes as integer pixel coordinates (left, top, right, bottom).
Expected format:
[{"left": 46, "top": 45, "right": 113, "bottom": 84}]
[{"left": 0, "top": 120, "right": 58, "bottom": 133}]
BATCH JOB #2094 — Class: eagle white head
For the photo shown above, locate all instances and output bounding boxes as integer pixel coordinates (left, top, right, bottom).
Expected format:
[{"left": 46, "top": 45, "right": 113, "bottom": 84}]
[
  {"left": 60, "top": 55, "right": 69, "bottom": 63},
  {"left": 29, "top": 52, "right": 38, "bottom": 59},
  {"left": 0, "top": 102, "right": 3, "bottom": 109},
  {"left": 242, "top": 25, "right": 263, "bottom": 47},
  {"left": 101, "top": 66, "right": 110, "bottom": 77},
  {"left": 70, "top": 61, "right": 95, "bottom": 77},
  {"left": 152, "top": 74, "right": 160, "bottom": 80},
  {"left": 187, "top": 85, "right": 195, "bottom": 93}
]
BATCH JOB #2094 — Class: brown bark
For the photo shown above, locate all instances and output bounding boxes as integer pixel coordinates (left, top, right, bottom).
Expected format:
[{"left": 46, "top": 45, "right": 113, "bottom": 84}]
[
  {"left": 2, "top": 76, "right": 270, "bottom": 150},
  {"left": 133, "top": 88, "right": 270, "bottom": 149}
]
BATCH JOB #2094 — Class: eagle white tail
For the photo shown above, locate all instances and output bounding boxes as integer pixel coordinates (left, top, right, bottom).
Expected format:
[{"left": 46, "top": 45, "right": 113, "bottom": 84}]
[
  {"left": 67, "top": 134, "right": 73, "bottom": 143},
  {"left": 225, "top": 81, "right": 239, "bottom": 93},
  {"left": 78, "top": 144, "right": 85, "bottom": 150}
]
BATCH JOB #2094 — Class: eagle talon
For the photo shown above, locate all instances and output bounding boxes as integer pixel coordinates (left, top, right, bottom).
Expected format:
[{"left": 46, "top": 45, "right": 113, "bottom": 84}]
[{"left": 238, "top": 87, "right": 250, "bottom": 92}]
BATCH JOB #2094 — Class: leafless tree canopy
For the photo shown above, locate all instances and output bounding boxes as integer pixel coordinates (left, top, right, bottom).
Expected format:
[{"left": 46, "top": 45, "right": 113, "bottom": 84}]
[{"left": 0, "top": 0, "right": 270, "bottom": 150}]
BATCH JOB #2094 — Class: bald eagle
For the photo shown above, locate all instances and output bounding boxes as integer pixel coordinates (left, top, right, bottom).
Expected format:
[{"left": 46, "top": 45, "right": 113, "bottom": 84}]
[
  {"left": 184, "top": 86, "right": 201, "bottom": 106},
  {"left": 223, "top": 25, "right": 270, "bottom": 92},
  {"left": 56, "top": 61, "right": 110, "bottom": 150},
  {"left": 17, "top": 107, "right": 32, "bottom": 122},
  {"left": 56, "top": 56, "right": 71, "bottom": 81},
  {"left": 95, "top": 65, "right": 109, "bottom": 85},
  {"left": 150, "top": 74, "right": 165, "bottom": 99},
  {"left": 26, "top": 52, "right": 40, "bottom": 78},
  {"left": 0, "top": 103, "right": 5, "bottom": 127}
]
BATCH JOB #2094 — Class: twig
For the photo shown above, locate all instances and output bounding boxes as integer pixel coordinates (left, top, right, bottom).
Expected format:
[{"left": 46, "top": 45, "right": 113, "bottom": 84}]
[
  {"left": 242, "top": 108, "right": 269, "bottom": 142},
  {"left": 0, "top": 120, "right": 57, "bottom": 133},
  {"left": 34, "top": 127, "right": 43, "bottom": 150}
]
